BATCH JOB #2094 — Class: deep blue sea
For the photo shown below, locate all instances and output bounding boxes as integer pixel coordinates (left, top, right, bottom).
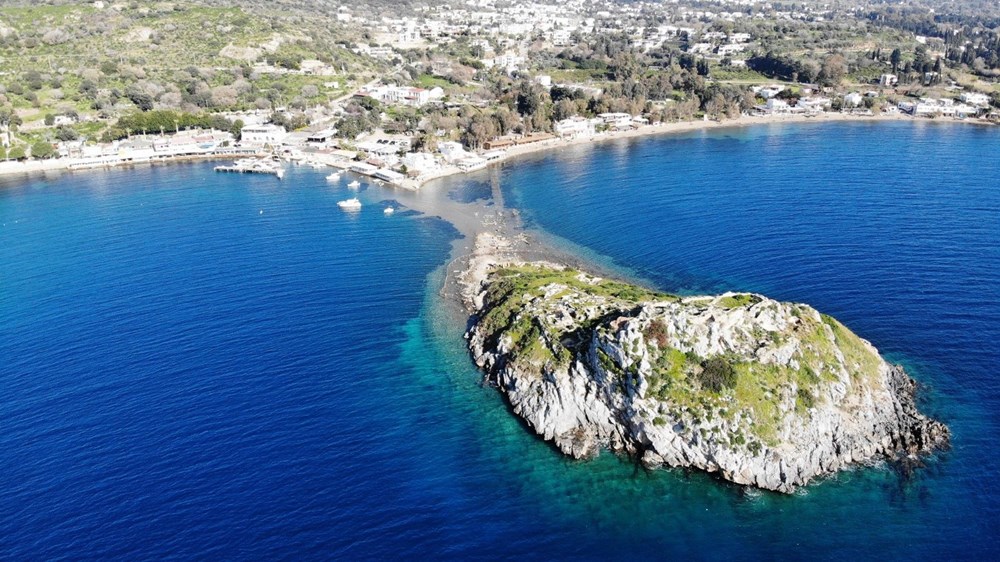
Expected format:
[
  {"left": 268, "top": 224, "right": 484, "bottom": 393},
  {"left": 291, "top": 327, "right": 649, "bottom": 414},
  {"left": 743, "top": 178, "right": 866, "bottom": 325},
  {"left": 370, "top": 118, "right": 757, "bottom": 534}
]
[{"left": 2, "top": 121, "right": 998, "bottom": 559}]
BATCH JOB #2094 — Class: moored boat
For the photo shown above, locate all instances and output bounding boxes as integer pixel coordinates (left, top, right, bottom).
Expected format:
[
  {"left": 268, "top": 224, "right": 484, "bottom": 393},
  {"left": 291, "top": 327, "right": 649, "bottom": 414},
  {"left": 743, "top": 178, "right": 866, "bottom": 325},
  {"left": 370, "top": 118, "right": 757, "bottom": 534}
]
[{"left": 337, "top": 197, "right": 362, "bottom": 211}]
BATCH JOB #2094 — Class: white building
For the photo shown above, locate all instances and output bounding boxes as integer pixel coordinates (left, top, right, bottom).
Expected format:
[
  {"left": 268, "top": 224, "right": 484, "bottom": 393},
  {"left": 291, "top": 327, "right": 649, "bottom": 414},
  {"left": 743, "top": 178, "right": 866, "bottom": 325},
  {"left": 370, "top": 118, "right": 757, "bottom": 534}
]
[
  {"left": 438, "top": 141, "right": 471, "bottom": 163},
  {"left": 798, "top": 97, "right": 831, "bottom": 113},
  {"left": 843, "top": 92, "right": 864, "bottom": 107},
  {"left": 554, "top": 116, "right": 596, "bottom": 138},
  {"left": 880, "top": 74, "right": 899, "bottom": 87},
  {"left": 482, "top": 52, "right": 525, "bottom": 72},
  {"left": 765, "top": 98, "right": 792, "bottom": 114},
  {"left": 900, "top": 98, "right": 979, "bottom": 117},
  {"left": 716, "top": 44, "right": 745, "bottom": 56},
  {"left": 551, "top": 29, "right": 573, "bottom": 47},
  {"left": 241, "top": 124, "right": 287, "bottom": 146},
  {"left": 755, "top": 85, "right": 785, "bottom": 99},
  {"left": 401, "top": 152, "right": 440, "bottom": 175},
  {"left": 358, "top": 85, "right": 444, "bottom": 107},
  {"left": 597, "top": 113, "right": 633, "bottom": 129},
  {"left": 961, "top": 92, "right": 990, "bottom": 106}
]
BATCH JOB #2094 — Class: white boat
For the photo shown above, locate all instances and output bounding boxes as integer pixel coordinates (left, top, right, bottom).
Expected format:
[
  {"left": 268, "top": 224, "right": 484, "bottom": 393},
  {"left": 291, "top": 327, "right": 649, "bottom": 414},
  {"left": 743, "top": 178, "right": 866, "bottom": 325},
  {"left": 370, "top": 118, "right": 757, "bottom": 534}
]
[
  {"left": 383, "top": 207, "right": 395, "bottom": 215},
  {"left": 276, "top": 169, "right": 284, "bottom": 180},
  {"left": 347, "top": 180, "right": 361, "bottom": 189},
  {"left": 337, "top": 197, "right": 362, "bottom": 211},
  {"left": 326, "top": 172, "right": 341, "bottom": 182}
]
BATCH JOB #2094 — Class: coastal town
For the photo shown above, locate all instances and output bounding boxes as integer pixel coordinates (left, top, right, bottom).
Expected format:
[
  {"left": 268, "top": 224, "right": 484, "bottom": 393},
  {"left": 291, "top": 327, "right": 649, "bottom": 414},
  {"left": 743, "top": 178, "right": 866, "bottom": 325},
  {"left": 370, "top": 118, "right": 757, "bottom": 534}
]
[{"left": 1, "top": 0, "right": 999, "bottom": 188}]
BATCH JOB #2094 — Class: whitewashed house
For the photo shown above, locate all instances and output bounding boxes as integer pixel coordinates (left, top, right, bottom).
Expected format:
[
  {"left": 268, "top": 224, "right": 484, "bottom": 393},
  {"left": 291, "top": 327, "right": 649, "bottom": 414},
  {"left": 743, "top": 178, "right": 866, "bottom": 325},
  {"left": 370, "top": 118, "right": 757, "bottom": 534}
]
[
  {"left": 597, "top": 113, "right": 633, "bottom": 129},
  {"left": 843, "top": 93, "right": 864, "bottom": 107},
  {"left": 554, "top": 116, "right": 596, "bottom": 138},
  {"left": 241, "top": 124, "right": 287, "bottom": 146},
  {"left": 961, "top": 92, "right": 990, "bottom": 107},
  {"left": 401, "top": 152, "right": 440, "bottom": 175}
]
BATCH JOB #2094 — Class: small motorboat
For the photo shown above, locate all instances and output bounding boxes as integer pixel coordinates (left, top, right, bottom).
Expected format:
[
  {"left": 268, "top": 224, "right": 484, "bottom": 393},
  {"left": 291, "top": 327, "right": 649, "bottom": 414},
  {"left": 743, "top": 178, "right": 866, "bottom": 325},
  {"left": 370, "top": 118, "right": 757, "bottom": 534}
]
[
  {"left": 326, "top": 172, "right": 341, "bottom": 182},
  {"left": 347, "top": 180, "right": 361, "bottom": 189},
  {"left": 337, "top": 197, "right": 362, "bottom": 211},
  {"left": 383, "top": 207, "right": 395, "bottom": 215}
]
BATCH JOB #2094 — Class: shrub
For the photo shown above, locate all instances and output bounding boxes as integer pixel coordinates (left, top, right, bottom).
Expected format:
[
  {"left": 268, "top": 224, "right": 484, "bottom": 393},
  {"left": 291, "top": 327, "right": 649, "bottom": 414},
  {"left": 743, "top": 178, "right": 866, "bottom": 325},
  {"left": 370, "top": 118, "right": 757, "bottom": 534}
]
[
  {"left": 797, "top": 387, "right": 815, "bottom": 410},
  {"left": 55, "top": 126, "right": 78, "bottom": 141},
  {"left": 644, "top": 319, "right": 669, "bottom": 348},
  {"left": 698, "top": 357, "right": 737, "bottom": 392},
  {"left": 6, "top": 145, "right": 26, "bottom": 160}
]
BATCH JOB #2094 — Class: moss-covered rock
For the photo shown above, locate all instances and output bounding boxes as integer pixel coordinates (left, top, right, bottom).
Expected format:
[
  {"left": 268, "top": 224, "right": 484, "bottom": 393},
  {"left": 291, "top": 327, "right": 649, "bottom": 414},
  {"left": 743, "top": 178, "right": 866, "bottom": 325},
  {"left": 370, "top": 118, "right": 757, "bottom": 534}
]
[{"left": 466, "top": 262, "right": 950, "bottom": 493}]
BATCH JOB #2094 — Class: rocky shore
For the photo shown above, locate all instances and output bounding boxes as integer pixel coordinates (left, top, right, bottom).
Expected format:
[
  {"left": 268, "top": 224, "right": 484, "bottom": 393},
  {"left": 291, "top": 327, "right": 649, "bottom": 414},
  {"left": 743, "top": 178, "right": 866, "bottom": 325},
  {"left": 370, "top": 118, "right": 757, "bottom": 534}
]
[{"left": 461, "top": 235, "right": 949, "bottom": 493}]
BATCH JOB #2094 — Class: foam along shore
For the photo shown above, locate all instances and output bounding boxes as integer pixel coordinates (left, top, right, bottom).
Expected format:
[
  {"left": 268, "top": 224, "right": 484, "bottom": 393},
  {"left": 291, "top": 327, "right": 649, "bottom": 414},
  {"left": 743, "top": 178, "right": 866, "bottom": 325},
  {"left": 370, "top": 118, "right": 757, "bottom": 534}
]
[
  {"left": 405, "top": 111, "right": 992, "bottom": 189},
  {"left": 459, "top": 233, "right": 950, "bottom": 493}
]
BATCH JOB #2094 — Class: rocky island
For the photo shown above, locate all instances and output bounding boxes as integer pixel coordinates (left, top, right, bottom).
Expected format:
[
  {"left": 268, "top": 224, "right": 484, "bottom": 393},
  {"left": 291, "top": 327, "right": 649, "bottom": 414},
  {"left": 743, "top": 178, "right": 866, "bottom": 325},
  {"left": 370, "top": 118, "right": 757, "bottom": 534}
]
[{"left": 462, "top": 236, "right": 949, "bottom": 493}]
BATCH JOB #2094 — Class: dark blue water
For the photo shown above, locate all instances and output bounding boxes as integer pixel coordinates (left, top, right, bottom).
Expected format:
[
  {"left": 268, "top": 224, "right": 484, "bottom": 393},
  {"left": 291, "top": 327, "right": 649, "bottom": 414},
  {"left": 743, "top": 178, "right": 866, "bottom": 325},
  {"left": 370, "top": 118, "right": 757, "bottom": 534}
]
[{"left": 2, "top": 121, "right": 998, "bottom": 559}]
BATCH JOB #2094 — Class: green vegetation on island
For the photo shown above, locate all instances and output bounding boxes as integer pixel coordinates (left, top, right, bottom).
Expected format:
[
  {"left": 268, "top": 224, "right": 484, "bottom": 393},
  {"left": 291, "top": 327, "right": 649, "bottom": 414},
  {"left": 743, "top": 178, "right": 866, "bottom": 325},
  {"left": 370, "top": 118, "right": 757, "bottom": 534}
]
[{"left": 466, "top": 262, "right": 948, "bottom": 491}]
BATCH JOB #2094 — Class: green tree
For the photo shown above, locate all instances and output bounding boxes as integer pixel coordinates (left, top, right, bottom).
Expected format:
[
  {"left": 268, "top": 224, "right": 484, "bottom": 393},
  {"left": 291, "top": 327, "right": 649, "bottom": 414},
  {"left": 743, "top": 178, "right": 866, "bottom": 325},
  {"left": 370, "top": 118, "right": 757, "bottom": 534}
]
[
  {"left": 44, "top": 113, "right": 55, "bottom": 126},
  {"left": 7, "top": 145, "right": 26, "bottom": 160},
  {"left": 696, "top": 58, "right": 711, "bottom": 77},
  {"left": 30, "top": 140, "right": 55, "bottom": 160},
  {"left": 609, "top": 53, "right": 641, "bottom": 82},
  {"left": 0, "top": 107, "right": 21, "bottom": 131},
  {"left": 125, "top": 84, "right": 155, "bottom": 112},
  {"left": 24, "top": 70, "right": 43, "bottom": 91},
  {"left": 512, "top": 81, "right": 541, "bottom": 116},
  {"left": 891, "top": 48, "right": 903, "bottom": 73},
  {"left": 335, "top": 114, "right": 372, "bottom": 139},
  {"left": 231, "top": 119, "right": 244, "bottom": 141},
  {"left": 820, "top": 54, "right": 848, "bottom": 86},
  {"left": 55, "top": 125, "right": 78, "bottom": 141},
  {"left": 552, "top": 98, "right": 578, "bottom": 122},
  {"left": 462, "top": 113, "right": 498, "bottom": 150},
  {"left": 492, "top": 106, "right": 519, "bottom": 135}
]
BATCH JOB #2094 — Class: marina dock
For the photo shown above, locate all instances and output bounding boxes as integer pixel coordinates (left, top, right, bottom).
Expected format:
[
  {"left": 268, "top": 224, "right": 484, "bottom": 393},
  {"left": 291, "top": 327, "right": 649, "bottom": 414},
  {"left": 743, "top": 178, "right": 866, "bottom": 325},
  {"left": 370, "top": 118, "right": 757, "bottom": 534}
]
[{"left": 214, "top": 159, "right": 285, "bottom": 179}]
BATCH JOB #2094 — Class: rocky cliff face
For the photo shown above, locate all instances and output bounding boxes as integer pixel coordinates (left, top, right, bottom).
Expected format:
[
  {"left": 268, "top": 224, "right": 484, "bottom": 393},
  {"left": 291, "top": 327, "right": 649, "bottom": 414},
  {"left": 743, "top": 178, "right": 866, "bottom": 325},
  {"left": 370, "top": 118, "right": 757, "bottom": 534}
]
[{"left": 464, "top": 259, "right": 949, "bottom": 493}]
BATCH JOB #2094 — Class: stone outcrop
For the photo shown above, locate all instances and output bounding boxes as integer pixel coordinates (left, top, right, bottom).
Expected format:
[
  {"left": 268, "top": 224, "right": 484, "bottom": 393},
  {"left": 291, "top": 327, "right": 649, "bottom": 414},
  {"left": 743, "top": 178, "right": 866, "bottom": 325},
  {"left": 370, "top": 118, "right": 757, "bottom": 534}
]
[{"left": 462, "top": 251, "right": 949, "bottom": 493}]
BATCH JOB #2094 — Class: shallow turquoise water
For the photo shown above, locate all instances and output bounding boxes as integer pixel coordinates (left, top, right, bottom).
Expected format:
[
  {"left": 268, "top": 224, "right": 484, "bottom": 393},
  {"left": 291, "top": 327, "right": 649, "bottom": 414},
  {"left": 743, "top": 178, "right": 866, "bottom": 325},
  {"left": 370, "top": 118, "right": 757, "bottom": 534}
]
[{"left": 2, "top": 121, "right": 998, "bottom": 558}]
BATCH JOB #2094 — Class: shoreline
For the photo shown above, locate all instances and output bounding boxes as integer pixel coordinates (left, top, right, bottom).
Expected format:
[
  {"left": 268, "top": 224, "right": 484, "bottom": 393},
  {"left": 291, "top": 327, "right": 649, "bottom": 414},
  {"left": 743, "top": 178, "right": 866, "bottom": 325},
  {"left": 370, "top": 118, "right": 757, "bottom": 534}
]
[
  {"left": 385, "top": 113, "right": 997, "bottom": 310},
  {"left": 6, "top": 112, "right": 988, "bottom": 185},
  {"left": 0, "top": 152, "right": 264, "bottom": 180},
  {"left": 407, "top": 111, "right": 994, "bottom": 190}
]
